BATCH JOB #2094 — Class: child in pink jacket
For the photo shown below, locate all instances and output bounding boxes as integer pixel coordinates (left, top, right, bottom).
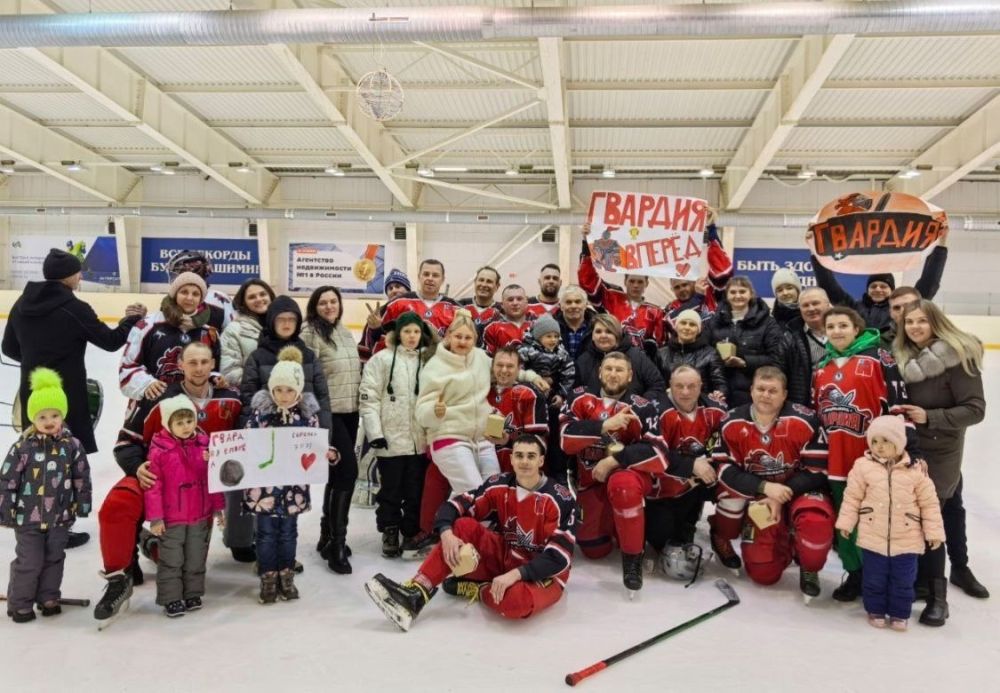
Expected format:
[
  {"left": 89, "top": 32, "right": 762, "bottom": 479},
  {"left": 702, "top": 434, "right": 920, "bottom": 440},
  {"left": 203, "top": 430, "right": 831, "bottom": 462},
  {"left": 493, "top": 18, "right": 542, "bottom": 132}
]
[
  {"left": 835, "top": 415, "right": 945, "bottom": 631},
  {"left": 145, "top": 394, "right": 225, "bottom": 617}
]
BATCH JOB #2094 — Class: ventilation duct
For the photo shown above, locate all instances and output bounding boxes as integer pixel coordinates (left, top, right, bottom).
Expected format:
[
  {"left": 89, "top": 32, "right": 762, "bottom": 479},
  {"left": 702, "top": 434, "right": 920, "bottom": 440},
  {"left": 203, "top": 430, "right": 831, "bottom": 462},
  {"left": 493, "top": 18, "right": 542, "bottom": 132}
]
[{"left": 0, "top": 1, "right": 997, "bottom": 47}]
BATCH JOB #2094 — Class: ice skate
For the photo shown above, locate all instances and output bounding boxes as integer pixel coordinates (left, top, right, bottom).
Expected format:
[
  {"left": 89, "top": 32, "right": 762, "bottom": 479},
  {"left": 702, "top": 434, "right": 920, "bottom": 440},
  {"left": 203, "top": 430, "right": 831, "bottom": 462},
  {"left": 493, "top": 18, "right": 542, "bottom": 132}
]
[
  {"left": 94, "top": 569, "right": 133, "bottom": 631},
  {"left": 400, "top": 531, "right": 439, "bottom": 560},
  {"left": 710, "top": 530, "right": 742, "bottom": 575},
  {"left": 832, "top": 569, "right": 863, "bottom": 602},
  {"left": 799, "top": 569, "right": 820, "bottom": 604},
  {"left": 622, "top": 552, "right": 644, "bottom": 599},
  {"left": 442, "top": 576, "right": 485, "bottom": 604},
  {"left": 364, "top": 573, "right": 436, "bottom": 631}
]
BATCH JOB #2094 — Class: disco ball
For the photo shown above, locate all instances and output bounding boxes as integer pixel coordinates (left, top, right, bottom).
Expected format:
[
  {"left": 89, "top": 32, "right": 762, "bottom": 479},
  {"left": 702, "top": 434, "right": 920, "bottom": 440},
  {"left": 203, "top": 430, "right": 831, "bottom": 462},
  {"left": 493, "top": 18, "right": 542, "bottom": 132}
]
[{"left": 356, "top": 68, "right": 404, "bottom": 122}]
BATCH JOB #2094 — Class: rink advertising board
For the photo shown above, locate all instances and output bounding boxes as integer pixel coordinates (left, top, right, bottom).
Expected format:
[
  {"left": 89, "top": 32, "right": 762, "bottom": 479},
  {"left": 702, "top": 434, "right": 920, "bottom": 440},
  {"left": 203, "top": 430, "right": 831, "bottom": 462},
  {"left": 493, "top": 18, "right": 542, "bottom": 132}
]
[
  {"left": 807, "top": 191, "right": 949, "bottom": 274},
  {"left": 586, "top": 191, "right": 709, "bottom": 280},
  {"left": 288, "top": 242, "right": 385, "bottom": 294},
  {"left": 733, "top": 248, "right": 869, "bottom": 300},
  {"left": 140, "top": 237, "right": 260, "bottom": 286},
  {"left": 8, "top": 234, "right": 120, "bottom": 289}
]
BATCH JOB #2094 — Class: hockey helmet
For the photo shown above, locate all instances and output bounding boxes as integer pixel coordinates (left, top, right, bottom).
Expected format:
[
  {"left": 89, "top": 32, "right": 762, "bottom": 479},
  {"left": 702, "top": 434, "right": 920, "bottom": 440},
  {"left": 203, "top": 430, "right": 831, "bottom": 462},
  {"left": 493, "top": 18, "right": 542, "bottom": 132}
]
[
  {"left": 659, "top": 541, "right": 705, "bottom": 587},
  {"left": 166, "top": 249, "right": 212, "bottom": 282}
]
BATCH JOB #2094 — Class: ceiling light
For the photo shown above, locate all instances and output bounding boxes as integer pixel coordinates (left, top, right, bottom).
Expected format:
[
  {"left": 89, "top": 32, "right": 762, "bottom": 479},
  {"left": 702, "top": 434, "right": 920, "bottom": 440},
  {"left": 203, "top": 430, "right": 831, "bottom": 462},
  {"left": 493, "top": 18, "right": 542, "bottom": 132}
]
[
  {"left": 505, "top": 167, "right": 518, "bottom": 177},
  {"left": 417, "top": 164, "right": 434, "bottom": 178},
  {"left": 63, "top": 160, "right": 84, "bottom": 173},
  {"left": 0, "top": 160, "right": 15, "bottom": 174},
  {"left": 796, "top": 166, "right": 817, "bottom": 179},
  {"left": 699, "top": 167, "right": 714, "bottom": 177},
  {"left": 898, "top": 166, "right": 921, "bottom": 180},
  {"left": 601, "top": 167, "right": 616, "bottom": 179},
  {"left": 434, "top": 166, "right": 468, "bottom": 172},
  {"left": 149, "top": 163, "right": 163, "bottom": 172},
  {"left": 324, "top": 165, "right": 345, "bottom": 176},
  {"left": 161, "top": 167, "right": 176, "bottom": 176}
]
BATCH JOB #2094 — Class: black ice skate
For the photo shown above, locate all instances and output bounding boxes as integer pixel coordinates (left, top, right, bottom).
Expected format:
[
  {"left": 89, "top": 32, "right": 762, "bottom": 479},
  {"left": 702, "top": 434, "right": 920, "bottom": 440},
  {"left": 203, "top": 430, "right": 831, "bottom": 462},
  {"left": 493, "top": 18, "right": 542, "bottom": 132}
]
[
  {"left": 622, "top": 552, "right": 644, "bottom": 599},
  {"left": 832, "top": 569, "right": 863, "bottom": 602},
  {"left": 442, "top": 576, "right": 485, "bottom": 603},
  {"left": 382, "top": 527, "right": 402, "bottom": 558},
  {"left": 364, "top": 573, "right": 436, "bottom": 631},
  {"left": 799, "top": 569, "right": 821, "bottom": 604},
  {"left": 710, "top": 530, "right": 742, "bottom": 574},
  {"left": 94, "top": 569, "right": 133, "bottom": 631},
  {"left": 400, "top": 531, "right": 439, "bottom": 560}
]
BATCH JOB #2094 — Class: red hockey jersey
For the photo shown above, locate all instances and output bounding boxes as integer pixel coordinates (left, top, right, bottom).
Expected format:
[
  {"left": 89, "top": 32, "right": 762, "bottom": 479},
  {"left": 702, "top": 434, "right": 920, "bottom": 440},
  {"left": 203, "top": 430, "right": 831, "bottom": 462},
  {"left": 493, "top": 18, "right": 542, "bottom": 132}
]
[
  {"left": 360, "top": 293, "right": 460, "bottom": 360},
  {"left": 434, "top": 473, "right": 577, "bottom": 585},
  {"left": 481, "top": 317, "right": 534, "bottom": 356},
  {"left": 664, "top": 223, "right": 734, "bottom": 327},
  {"left": 713, "top": 402, "right": 828, "bottom": 499},
  {"left": 578, "top": 248, "right": 666, "bottom": 348},
  {"left": 488, "top": 384, "right": 549, "bottom": 472},
  {"left": 525, "top": 297, "right": 560, "bottom": 319},
  {"left": 649, "top": 395, "right": 727, "bottom": 499},
  {"left": 812, "top": 346, "right": 911, "bottom": 480},
  {"left": 560, "top": 388, "right": 667, "bottom": 490},
  {"left": 459, "top": 298, "right": 501, "bottom": 331}
]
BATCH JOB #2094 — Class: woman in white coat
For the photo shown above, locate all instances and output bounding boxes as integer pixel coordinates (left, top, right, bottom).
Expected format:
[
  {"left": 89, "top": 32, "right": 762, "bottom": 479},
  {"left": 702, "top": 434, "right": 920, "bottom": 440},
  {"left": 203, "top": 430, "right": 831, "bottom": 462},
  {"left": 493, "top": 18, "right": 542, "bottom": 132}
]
[
  {"left": 359, "top": 311, "right": 437, "bottom": 558},
  {"left": 219, "top": 279, "right": 275, "bottom": 388},
  {"left": 415, "top": 311, "right": 500, "bottom": 495}
]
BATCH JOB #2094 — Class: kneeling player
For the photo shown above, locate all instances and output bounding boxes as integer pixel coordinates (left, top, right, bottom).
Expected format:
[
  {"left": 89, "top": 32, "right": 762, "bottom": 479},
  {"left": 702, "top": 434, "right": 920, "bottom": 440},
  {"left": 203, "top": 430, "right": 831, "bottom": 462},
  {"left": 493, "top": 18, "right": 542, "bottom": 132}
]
[
  {"left": 710, "top": 367, "right": 834, "bottom": 602},
  {"left": 365, "top": 435, "right": 576, "bottom": 631}
]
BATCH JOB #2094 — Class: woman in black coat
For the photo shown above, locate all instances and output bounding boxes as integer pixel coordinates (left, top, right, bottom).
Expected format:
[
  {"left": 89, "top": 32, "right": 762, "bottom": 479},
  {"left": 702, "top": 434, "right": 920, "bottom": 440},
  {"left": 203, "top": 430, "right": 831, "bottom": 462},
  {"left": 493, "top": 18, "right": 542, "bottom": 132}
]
[
  {"left": 2, "top": 253, "right": 143, "bottom": 453},
  {"left": 707, "top": 276, "right": 784, "bottom": 407},
  {"left": 657, "top": 308, "right": 728, "bottom": 403},
  {"left": 574, "top": 313, "right": 665, "bottom": 403}
]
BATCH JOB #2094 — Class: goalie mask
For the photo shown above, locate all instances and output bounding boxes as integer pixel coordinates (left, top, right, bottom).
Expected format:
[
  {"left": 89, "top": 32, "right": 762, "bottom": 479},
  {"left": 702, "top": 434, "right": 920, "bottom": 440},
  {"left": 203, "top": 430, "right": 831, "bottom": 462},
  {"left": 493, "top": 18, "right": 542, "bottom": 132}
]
[
  {"left": 660, "top": 541, "right": 705, "bottom": 587},
  {"left": 166, "top": 249, "right": 212, "bottom": 282}
]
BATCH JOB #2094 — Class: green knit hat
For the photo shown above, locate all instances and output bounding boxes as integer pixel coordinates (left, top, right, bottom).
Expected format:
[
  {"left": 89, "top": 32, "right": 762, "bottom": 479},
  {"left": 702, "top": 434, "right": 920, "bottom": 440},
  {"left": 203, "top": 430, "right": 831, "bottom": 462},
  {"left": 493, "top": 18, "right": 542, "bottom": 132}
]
[{"left": 27, "top": 367, "right": 68, "bottom": 420}]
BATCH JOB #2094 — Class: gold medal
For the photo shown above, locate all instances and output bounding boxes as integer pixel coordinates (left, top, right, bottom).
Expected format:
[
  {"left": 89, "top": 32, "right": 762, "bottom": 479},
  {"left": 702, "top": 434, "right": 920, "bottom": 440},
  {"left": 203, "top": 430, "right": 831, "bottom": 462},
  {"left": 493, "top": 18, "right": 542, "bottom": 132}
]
[{"left": 353, "top": 258, "right": 376, "bottom": 282}]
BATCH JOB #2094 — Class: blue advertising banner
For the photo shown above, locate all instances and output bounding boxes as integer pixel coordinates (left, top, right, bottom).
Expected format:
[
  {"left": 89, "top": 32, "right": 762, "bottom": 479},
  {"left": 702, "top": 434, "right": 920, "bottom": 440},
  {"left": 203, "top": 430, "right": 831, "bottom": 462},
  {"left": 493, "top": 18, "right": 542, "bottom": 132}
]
[
  {"left": 733, "top": 248, "right": 870, "bottom": 300},
  {"left": 140, "top": 237, "right": 260, "bottom": 286}
]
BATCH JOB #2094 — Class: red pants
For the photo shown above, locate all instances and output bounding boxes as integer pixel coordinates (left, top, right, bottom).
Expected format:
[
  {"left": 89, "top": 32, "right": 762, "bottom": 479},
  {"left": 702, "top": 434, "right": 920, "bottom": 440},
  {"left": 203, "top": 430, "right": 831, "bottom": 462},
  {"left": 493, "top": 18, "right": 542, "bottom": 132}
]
[
  {"left": 418, "top": 462, "right": 451, "bottom": 535},
  {"left": 419, "top": 517, "right": 564, "bottom": 619},
  {"left": 710, "top": 492, "right": 835, "bottom": 586},
  {"left": 577, "top": 469, "right": 651, "bottom": 559},
  {"left": 98, "top": 476, "right": 145, "bottom": 573}
]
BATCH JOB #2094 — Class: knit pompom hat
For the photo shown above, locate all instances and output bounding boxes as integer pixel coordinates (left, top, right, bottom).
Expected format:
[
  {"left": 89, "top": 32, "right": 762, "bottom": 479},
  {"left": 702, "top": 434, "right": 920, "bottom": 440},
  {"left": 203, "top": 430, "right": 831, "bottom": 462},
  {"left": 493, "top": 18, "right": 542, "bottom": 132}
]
[
  {"left": 866, "top": 415, "right": 907, "bottom": 453},
  {"left": 26, "top": 368, "right": 68, "bottom": 420},
  {"left": 384, "top": 268, "right": 411, "bottom": 294},
  {"left": 268, "top": 346, "right": 305, "bottom": 397},
  {"left": 771, "top": 268, "right": 802, "bottom": 295},
  {"left": 531, "top": 313, "right": 560, "bottom": 341},
  {"left": 159, "top": 394, "right": 196, "bottom": 429},
  {"left": 167, "top": 271, "right": 207, "bottom": 300},
  {"left": 675, "top": 309, "right": 703, "bottom": 328}
]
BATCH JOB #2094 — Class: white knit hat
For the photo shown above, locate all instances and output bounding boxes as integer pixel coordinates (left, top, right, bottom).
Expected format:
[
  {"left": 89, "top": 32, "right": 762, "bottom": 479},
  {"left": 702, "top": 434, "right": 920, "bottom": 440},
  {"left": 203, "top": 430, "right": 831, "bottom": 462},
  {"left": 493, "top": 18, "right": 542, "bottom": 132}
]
[
  {"left": 771, "top": 267, "right": 802, "bottom": 295},
  {"left": 268, "top": 346, "right": 305, "bottom": 396},
  {"left": 159, "top": 394, "right": 196, "bottom": 429}
]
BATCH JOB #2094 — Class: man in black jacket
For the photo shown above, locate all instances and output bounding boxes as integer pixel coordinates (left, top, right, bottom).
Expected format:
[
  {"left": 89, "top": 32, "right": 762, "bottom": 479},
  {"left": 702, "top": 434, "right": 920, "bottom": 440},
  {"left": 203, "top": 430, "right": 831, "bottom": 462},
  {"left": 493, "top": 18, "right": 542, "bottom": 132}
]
[{"left": 2, "top": 249, "right": 145, "bottom": 548}]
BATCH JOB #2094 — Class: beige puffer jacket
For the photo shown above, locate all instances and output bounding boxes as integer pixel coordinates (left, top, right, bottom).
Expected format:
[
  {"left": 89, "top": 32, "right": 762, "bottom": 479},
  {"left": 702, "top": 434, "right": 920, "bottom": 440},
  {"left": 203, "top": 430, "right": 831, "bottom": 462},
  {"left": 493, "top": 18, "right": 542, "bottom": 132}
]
[
  {"left": 414, "top": 344, "right": 492, "bottom": 443},
  {"left": 835, "top": 452, "right": 946, "bottom": 557},
  {"left": 301, "top": 321, "right": 361, "bottom": 414},
  {"left": 219, "top": 313, "right": 263, "bottom": 388}
]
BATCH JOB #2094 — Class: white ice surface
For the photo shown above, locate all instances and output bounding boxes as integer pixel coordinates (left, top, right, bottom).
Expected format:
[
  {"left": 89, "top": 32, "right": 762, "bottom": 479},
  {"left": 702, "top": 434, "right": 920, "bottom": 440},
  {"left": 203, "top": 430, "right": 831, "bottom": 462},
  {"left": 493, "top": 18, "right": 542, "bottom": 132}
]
[{"left": 0, "top": 339, "right": 997, "bottom": 692}]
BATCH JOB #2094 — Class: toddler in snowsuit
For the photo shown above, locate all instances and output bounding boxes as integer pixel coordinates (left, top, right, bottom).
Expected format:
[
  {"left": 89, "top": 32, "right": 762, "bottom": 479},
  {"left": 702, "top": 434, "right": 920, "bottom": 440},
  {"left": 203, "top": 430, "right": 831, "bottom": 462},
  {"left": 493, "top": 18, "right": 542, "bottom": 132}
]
[
  {"left": 517, "top": 314, "right": 576, "bottom": 408},
  {"left": 144, "top": 394, "right": 225, "bottom": 617},
  {"left": 836, "top": 415, "right": 945, "bottom": 630},
  {"left": 1, "top": 368, "right": 91, "bottom": 623},
  {"left": 244, "top": 346, "right": 333, "bottom": 603}
]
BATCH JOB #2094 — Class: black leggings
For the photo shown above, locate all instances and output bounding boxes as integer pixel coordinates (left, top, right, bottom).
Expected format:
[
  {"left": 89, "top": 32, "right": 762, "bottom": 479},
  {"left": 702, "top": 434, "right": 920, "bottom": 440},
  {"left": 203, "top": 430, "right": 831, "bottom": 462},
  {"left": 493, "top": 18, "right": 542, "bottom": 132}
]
[{"left": 323, "top": 411, "right": 360, "bottom": 514}]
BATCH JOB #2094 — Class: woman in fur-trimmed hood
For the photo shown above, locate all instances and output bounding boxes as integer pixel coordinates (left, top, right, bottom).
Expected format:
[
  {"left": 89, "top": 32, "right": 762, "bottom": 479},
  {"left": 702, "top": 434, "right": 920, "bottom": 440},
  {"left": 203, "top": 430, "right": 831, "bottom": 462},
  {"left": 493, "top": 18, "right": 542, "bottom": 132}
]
[{"left": 894, "top": 298, "right": 988, "bottom": 621}]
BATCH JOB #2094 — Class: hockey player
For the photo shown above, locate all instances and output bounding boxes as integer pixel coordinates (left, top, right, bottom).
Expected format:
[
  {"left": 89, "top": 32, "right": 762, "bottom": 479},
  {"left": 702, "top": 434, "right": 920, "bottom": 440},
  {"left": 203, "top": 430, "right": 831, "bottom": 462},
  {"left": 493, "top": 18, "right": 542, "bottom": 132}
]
[
  {"left": 365, "top": 434, "right": 576, "bottom": 631},
  {"left": 664, "top": 216, "right": 734, "bottom": 327},
  {"left": 459, "top": 265, "right": 502, "bottom": 329},
  {"left": 560, "top": 352, "right": 673, "bottom": 596},
  {"left": 359, "top": 259, "right": 460, "bottom": 362},
  {"left": 94, "top": 342, "right": 242, "bottom": 626},
  {"left": 487, "top": 347, "right": 549, "bottom": 473},
  {"left": 481, "top": 284, "right": 535, "bottom": 356},
  {"left": 165, "top": 249, "right": 233, "bottom": 329},
  {"left": 525, "top": 264, "right": 563, "bottom": 318},
  {"left": 709, "top": 367, "right": 833, "bottom": 602}
]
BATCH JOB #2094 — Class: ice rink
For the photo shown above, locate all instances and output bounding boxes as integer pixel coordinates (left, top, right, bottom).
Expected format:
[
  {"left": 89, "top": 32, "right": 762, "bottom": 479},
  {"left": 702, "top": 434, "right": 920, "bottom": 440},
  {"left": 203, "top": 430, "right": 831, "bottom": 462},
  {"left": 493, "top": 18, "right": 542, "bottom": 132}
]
[{"left": 1, "top": 341, "right": 997, "bottom": 692}]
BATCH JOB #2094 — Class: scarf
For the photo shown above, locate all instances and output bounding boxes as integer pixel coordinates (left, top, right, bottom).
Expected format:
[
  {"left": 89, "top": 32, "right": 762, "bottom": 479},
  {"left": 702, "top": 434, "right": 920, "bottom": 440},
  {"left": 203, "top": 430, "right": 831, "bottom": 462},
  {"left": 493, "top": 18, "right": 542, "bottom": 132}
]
[{"left": 818, "top": 328, "right": 881, "bottom": 368}]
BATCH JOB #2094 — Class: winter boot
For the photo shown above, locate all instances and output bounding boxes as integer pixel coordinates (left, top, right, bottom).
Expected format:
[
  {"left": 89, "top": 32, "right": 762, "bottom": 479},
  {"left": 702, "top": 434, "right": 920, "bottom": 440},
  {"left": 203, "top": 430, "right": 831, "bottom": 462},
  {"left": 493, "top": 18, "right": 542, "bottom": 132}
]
[
  {"left": 184, "top": 597, "right": 202, "bottom": 611},
  {"left": 622, "top": 552, "right": 644, "bottom": 598},
  {"left": 799, "top": 569, "right": 821, "bottom": 604},
  {"left": 950, "top": 565, "right": 990, "bottom": 599},
  {"left": 832, "top": 569, "right": 863, "bottom": 602},
  {"left": 259, "top": 572, "right": 279, "bottom": 605},
  {"left": 914, "top": 579, "right": 930, "bottom": 602},
  {"left": 94, "top": 569, "right": 133, "bottom": 622},
  {"left": 39, "top": 602, "right": 62, "bottom": 617},
  {"left": 278, "top": 569, "right": 300, "bottom": 600},
  {"left": 65, "top": 530, "right": 90, "bottom": 549},
  {"left": 129, "top": 556, "right": 144, "bottom": 587},
  {"left": 401, "top": 531, "right": 439, "bottom": 560},
  {"left": 327, "top": 491, "right": 353, "bottom": 574},
  {"left": 382, "top": 527, "right": 402, "bottom": 558},
  {"left": 364, "top": 573, "right": 437, "bottom": 632},
  {"left": 138, "top": 528, "right": 160, "bottom": 563},
  {"left": 442, "top": 576, "right": 485, "bottom": 603},
  {"left": 889, "top": 617, "right": 909, "bottom": 631},
  {"left": 710, "top": 529, "right": 742, "bottom": 571},
  {"left": 316, "top": 516, "right": 331, "bottom": 555},
  {"left": 919, "top": 577, "right": 950, "bottom": 627},
  {"left": 10, "top": 610, "right": 36, "bottom": 623},
  {"left": 164, "top": 600, "right": 186, "bottom": 618}
]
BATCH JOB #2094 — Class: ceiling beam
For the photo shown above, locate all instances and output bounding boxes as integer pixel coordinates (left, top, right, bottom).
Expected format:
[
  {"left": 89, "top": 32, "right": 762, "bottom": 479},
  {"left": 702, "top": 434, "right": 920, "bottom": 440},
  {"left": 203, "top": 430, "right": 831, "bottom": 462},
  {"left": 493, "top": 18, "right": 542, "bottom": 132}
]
[
  {"left": 266, "top": 43, "right": 416, "bottom": 208},
  {"left": 721, "top": 34, "right": 854, "bottom": 210},
  {"left": 414, "top": 42, "right": 543, "bottom": 92},
  {"left": 392, "top": 173, "right": 557, "bottom": 210},
  {"left": 887, "top": 91, "right": 1000, "bottom": 200},
  {"left": 538, "top": 37, "right": 571, "bottom": 209}
]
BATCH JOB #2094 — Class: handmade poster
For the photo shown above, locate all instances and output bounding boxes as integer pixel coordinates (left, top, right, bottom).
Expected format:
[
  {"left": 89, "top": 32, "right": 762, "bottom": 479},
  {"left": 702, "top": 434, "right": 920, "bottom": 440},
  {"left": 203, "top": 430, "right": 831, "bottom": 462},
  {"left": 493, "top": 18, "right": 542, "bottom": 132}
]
[
  {"left": 8, "top": 234, "right": 120, "bottom": 288},
  {"left": 586, "top": 191, "right": 709, "bottom": 280},
  {"left": 807, "top": 191, "right": 948, "bottom": 274},
  {"left": 207, "top": 428, "right": 329, "bottom": 493},
  {"left": 288, "top": 242, "right": 385, "bottom": 294}
]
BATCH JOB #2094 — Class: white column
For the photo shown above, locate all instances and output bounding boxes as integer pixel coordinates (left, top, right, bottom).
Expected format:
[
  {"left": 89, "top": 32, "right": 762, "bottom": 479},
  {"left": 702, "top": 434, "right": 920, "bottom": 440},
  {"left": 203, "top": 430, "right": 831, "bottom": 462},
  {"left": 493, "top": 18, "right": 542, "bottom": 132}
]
[{"left": 112, "top": 215, "right": 131, "bottom": 292}]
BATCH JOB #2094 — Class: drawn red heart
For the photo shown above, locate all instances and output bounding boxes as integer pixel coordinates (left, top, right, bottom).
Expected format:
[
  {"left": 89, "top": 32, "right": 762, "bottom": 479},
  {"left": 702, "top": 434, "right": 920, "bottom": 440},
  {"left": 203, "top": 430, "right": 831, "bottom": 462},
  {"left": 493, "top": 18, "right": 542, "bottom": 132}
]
[
  {"left": 300, "top": 452, "right": 317, "bottom": 471},
  {"left": 676, "top": 263, "right": 691, "bottom": 277}
]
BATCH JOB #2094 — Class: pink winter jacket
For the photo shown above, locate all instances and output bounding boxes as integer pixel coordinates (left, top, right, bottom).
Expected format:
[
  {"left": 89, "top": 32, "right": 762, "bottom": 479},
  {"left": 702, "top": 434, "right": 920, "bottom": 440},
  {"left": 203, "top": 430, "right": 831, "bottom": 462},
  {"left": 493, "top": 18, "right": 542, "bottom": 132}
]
[
  {"left": 144, "top": 430, "right": 224, "bottom": 526},
  {"left": 835, "top": 452, "right": 945, "bottom": 557}
]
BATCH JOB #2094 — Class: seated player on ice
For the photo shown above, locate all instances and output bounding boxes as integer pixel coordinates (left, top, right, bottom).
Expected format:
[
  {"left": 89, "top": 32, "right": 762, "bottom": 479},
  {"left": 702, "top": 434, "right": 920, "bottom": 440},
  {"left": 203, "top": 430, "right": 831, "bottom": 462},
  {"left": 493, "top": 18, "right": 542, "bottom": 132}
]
[{"left": 364, "top": 435, "right": 576, "bottom": 631}]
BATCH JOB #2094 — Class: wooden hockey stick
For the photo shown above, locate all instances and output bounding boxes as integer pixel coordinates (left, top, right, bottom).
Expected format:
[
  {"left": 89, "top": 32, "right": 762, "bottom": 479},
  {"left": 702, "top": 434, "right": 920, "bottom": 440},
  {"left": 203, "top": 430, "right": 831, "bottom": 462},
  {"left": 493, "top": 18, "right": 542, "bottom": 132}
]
[{"left": 564, "top": 579, "right": 740, "bottom": 687}]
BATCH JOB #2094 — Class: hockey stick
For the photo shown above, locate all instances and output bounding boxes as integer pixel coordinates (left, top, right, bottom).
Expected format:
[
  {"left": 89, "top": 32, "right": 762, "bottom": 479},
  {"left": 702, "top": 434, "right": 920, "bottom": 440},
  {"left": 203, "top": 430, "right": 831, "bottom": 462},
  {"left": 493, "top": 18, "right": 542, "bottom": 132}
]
[
  {"left": 564, "top": 579, "right": 740, "bottom": 687},
  {"left": 0, "top": 595, "right": 91, "bottom": 607}
]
